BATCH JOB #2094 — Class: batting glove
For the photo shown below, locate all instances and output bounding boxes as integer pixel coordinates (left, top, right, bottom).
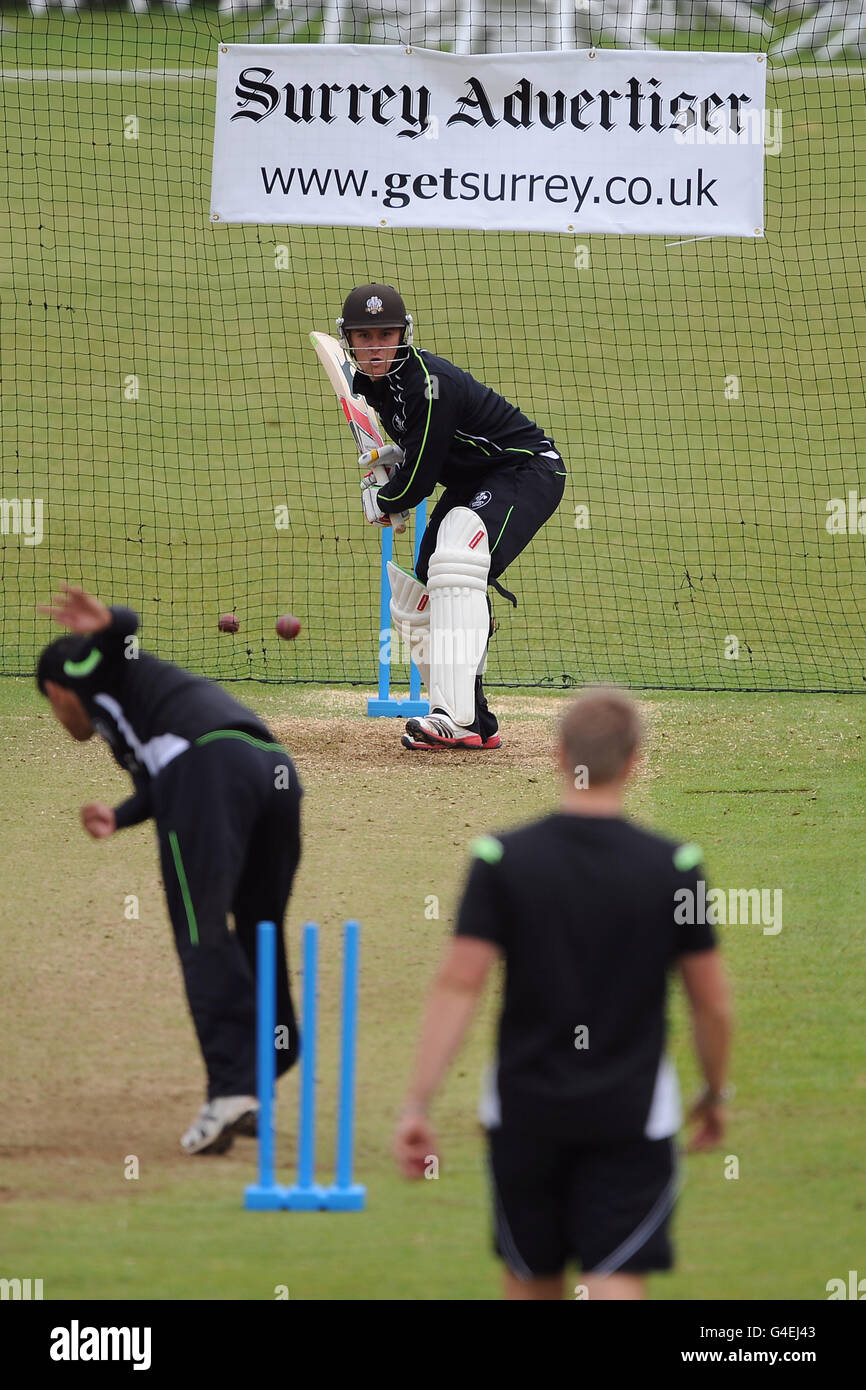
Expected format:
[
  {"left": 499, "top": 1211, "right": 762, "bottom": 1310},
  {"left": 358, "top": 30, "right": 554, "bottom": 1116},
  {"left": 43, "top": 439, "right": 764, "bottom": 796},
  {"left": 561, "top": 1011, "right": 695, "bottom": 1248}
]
[
  {"left": 360, "top": 470, "right": 410, "bottom": 532},
  {"left": 358, "top": 445, "right": 405, "bottom": 471},
  {"left": 361, "top": 471, "right": 388, "bottom": 525}
]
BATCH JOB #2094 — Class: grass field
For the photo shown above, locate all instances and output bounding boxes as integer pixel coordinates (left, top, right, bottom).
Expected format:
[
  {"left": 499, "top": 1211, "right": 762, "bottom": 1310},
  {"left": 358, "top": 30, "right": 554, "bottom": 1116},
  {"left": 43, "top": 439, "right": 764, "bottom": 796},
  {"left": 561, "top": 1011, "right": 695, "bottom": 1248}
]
[
  {"left": 2, "top": 676, "right": 864, "bottom": 1300},
  {"left": 1, "top": 11, "right": 864, "bottom": 1305}
]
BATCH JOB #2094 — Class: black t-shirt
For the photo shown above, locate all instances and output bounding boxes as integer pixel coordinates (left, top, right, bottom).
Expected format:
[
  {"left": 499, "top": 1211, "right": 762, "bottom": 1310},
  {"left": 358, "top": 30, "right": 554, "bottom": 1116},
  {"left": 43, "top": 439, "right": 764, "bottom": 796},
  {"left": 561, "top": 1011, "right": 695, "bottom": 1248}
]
[
  {"left": 56, "top": 608, "right": 276, "bottom": 829},
  {"left": 455, "top": 813, "right": 716, "bottom": 1142},
  {"left": 354, "top": 345, "right": 557, "bottom": 513}
]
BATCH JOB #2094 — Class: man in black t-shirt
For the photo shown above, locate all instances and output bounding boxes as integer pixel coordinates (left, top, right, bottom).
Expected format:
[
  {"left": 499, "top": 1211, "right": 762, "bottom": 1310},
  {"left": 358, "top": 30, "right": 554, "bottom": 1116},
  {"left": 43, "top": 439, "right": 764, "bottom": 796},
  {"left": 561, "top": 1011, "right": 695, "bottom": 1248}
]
[
  {"left": 394, "top": 688, "right": 732, "bottom": 1300},
  {"left": 36, "top": 585, "right": 302, "bottom": 1156}
]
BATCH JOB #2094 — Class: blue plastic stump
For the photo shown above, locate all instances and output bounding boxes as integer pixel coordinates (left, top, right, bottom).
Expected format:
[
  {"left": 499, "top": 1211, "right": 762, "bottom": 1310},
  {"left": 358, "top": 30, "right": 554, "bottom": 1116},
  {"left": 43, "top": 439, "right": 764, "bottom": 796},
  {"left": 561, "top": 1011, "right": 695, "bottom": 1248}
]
[
  {"left": 284, "top": 922, "right": 327, "bottom": 1210},
  {"left": 244, "top": 921, "right": 288, "bottom": 1210},
  {"left": 324, "top": 920, "right": 366, "bottom": 1211},
  {"left": 368, "top": 501, "right": 430, "bottom": 718}
]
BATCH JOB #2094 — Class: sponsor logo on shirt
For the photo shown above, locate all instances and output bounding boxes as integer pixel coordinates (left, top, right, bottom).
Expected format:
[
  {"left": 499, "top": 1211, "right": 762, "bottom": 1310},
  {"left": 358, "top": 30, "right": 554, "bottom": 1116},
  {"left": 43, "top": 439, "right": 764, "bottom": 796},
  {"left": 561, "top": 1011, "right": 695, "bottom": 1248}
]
[{"left": 470, "top": 490, "right": 492, "bottom": 509}]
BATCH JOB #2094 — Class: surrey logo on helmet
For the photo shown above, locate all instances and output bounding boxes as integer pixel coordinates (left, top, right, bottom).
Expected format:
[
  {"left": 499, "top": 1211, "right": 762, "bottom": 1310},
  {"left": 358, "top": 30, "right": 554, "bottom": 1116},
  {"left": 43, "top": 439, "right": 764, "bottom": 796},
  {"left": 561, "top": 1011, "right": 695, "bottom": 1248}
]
[{"left": 337, "top": 282, "right": 415, "bottom": 378}]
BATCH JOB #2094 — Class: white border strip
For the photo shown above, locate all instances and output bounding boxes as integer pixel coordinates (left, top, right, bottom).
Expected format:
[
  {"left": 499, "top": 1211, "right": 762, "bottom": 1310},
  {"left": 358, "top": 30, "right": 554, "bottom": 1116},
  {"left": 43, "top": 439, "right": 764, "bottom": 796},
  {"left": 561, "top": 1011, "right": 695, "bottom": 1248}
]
[
  {"left": 768, "top": 64, "right": 866, "bottom": 79},
  {"left": 0, "top": 62, "right": 863, "bottom": 84}
]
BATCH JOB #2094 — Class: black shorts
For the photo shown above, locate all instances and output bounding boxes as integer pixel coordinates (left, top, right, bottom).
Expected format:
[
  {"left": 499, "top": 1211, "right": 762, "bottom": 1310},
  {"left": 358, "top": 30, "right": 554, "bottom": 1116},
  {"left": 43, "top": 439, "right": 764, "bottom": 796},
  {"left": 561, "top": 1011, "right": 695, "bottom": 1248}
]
[
  {"left": 487, "top": 1126, "right": 677, "bottom": 1278},
  {"left": 415, "top": 451, "right": 566, "bottom": 586}
]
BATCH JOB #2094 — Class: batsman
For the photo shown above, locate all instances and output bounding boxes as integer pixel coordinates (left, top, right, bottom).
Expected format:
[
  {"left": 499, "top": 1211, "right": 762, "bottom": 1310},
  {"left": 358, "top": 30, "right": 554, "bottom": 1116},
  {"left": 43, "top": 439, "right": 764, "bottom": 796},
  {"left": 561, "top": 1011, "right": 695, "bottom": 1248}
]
[{"left": 340, "top": 283, "right": 566, "bottom": 751}]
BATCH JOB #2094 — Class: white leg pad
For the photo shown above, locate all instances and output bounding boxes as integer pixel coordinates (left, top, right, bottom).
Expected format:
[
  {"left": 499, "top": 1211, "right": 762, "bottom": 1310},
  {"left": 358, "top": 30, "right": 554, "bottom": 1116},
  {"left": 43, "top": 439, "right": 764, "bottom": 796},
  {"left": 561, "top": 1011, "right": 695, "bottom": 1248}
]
[
  {"left": 426, "top": 507, "right": 491, "bottom": 727},
  {"left": 387, "top": 562, "right": 430, "bottom": 690}
]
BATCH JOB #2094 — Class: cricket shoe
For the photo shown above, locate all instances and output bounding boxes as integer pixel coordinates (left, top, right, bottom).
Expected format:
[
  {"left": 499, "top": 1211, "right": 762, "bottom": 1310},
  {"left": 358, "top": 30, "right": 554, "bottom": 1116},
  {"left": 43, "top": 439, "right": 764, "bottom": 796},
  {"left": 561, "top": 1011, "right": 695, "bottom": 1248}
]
[
  {"left": 180, "top": 1095, "right": 259, "bottom": 1155},
  {"left": 233, "top": 1110, "right": 258, "bottom": 1139},
  {"left": 402, "top": 711, "right": 501, "bottom": 750}
]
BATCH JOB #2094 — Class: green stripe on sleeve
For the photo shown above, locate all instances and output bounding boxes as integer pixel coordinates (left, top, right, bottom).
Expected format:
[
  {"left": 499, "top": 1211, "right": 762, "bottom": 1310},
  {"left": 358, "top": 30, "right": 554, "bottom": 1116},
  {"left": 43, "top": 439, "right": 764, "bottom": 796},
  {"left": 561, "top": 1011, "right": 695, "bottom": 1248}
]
[
  {"left": 194, "top": 729, "right": 288, "bottom": 756},
  {"left": 470, "top": 835, "right": 504, "bottom": 864},
  {"left": 378, "top": 345, "right": 434, "bottom": 503},
  {"left": 63, "top": 649, "right": 102, "bottom": 678},
  {"left": 673, "top": 842, "right": 704, "bottom": 872},
  {"left": 168, "top": 830, "right": 199, "bottom": 945}
]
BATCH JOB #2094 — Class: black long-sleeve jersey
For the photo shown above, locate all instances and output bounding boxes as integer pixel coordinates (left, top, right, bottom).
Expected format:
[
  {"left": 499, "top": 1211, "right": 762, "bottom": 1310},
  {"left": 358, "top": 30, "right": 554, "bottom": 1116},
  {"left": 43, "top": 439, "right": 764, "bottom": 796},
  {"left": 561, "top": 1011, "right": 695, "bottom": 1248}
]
[
  {"left": 353, "top": 345, "right": 557, "bottom": 514},
  {"left": 53, "top": 608, "right": 275, "bottom": 829}
]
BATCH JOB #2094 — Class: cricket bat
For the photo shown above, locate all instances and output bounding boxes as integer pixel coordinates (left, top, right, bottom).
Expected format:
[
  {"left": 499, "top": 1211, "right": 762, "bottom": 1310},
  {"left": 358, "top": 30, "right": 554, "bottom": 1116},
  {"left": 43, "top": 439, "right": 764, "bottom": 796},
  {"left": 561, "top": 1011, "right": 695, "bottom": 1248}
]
[{"left": 309, "top": 330, "right": 406, "bottom": 534}]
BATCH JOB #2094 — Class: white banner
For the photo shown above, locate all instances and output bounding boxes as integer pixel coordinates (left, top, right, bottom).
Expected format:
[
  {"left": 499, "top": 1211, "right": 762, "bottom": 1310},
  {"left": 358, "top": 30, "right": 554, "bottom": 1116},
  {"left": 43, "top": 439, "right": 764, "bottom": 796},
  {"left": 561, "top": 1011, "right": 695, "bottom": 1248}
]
[{"left": 211, "top": 45, "right": 766, "bottom": 237}]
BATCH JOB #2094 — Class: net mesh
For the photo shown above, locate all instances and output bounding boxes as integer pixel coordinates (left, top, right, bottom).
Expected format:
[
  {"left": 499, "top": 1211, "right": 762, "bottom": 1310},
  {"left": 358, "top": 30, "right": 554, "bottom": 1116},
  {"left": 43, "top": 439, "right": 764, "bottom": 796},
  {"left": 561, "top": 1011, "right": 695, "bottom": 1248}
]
[{"left": 1, "top": 3, "right": 864, "bottom": 692}]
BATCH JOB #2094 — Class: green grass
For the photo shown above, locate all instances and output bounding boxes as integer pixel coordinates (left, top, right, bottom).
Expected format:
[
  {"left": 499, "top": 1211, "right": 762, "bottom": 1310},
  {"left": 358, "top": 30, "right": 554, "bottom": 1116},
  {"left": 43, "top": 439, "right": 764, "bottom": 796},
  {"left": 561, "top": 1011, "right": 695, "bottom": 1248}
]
[{"left": 1, "top": 679, "right": 863, "bottom": 1299}]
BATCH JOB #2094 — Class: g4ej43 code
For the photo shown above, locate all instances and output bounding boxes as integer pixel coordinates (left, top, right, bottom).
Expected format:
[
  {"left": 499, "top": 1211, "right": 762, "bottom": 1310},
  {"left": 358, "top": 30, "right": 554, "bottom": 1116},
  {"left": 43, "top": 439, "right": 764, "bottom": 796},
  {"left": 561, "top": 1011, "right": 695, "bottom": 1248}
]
[{"left": 699, "top": 1326, "right": 816, "bottom": 1340}]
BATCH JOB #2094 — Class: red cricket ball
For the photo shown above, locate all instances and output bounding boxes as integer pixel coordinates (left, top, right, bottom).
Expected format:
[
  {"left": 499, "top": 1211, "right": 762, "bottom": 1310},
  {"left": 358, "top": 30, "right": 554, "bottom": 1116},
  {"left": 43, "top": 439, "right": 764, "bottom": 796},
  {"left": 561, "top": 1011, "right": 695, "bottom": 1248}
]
[
  {"left": 218, "top": 613, "right": 239, "bottom": 633},
  {"left": 276, "top": 614, "right": 301, "bottom": 641}
]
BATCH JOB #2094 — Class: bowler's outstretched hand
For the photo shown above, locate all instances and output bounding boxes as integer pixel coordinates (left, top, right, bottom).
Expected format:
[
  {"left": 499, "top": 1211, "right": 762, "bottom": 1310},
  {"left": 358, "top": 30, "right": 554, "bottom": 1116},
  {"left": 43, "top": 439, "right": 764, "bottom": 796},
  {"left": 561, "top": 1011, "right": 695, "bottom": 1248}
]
[{"left": 38, "top": 583, "right": 111, "bottom": 635}]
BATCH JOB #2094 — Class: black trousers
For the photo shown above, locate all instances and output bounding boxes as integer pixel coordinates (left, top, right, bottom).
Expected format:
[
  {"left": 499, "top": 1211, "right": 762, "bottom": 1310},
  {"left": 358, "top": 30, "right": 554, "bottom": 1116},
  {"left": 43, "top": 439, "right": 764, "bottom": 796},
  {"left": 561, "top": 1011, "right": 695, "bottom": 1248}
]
[
  {"left": 415, "top": 452, "right": 566, "bottom": 734},
  {"left": 153, "top": 732, "right": 302, "bottom": 1100}
]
